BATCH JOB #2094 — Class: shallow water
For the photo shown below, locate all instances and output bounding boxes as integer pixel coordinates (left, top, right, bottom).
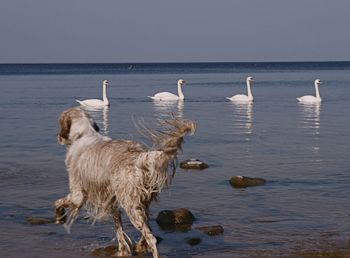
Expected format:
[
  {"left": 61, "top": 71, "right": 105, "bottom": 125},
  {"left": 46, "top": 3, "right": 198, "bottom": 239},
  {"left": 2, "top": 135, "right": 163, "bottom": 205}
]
[{"left": 1, "top": 62, "right": 350, "bottom": 257}]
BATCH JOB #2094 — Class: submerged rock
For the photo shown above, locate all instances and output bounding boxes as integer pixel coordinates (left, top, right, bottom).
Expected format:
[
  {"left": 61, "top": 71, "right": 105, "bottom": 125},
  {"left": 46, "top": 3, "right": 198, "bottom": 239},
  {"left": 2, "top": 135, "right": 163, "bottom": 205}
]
[
  {"left": 91, "top": 245, "right": 117, "bottom": 257},
  {"left": 156, "top": 208, "right": 195, "bottom": 231},
  {"left": 180, "top": 159, "right": 209, "bottom": 170},
  {"left": 229, "top": 175, "right": 266, "bottom": 188},
  {"left": 26, "top": 216, "right": 55, "bottom": 225},
  {"left": 186, "top": 237, "right": 202, "bottom": 246},
  {"left": 195, "top": 225, "right": 224, "bottom": 236}
]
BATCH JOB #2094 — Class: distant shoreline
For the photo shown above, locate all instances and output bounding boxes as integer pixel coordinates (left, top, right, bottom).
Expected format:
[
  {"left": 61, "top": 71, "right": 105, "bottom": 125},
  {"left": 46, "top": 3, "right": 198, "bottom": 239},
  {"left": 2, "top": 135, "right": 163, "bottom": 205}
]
[
  {"left": 1, "top": 60, "right": 350, "bottom": 65},
  {"left": 1, "top": 61, "right": 350, "bottom": 76}
]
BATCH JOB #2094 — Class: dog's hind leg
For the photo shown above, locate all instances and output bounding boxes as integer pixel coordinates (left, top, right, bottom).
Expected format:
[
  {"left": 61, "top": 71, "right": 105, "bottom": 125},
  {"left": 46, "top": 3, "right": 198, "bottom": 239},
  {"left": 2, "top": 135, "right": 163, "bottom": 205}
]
[
  {"left": 135, "top": 235, "right": 147, "bottom": 254},
  {"left": 134, "top": 205, "right": 151, "bottom": 254},
  {"left": 127, "top": 207, "right": 160, "bottom": 258},
  {"left": 112, "top": 209, "right": 133, "bottom": 257}
]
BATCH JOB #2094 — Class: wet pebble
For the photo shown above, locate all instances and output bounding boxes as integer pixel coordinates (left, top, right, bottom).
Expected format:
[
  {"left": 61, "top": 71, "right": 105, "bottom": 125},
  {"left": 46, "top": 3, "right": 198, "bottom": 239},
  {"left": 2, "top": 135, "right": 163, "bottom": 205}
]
[
  {"left": 229, "top": 175, "right": 266, "bottom": 188},
  {"left": 91, "top": 245, "right": 117, "bottom": 257},
  {"left": 195, "top": 225, "right": 224, "bottom": 236},
  {"left": 186, "top": 237, "right": 202, "bottom": 246},
  {"left": 156, "top": 208, "right": 195, "bottom": 231},
  {"left": 26, "top": 216, "right": 55, "bottom": 225},
  {"left": 180, "top": 159, "right": 209, "bottom": 170}
]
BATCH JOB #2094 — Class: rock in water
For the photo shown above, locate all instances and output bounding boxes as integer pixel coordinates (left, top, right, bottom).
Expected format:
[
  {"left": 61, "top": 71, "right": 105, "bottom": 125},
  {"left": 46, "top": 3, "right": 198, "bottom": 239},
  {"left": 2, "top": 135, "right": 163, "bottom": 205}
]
[
  {"left": 156, "top": 208, "right": 195, "bottom": 231},
  {"left": 91, "top": 245, "right": 117, "bottom": 257},
  {"left": 195, "top": 225, "right": 224, "bottom": 236},
  {"left": 186, "top": 237, "right": 202, "bottom": 246},
  {"left": 230, "top": 176, "right": 266, "bottom": 188},
  {"left": 26, "top": 216, "right": 55, "bottom": 225},
  {"left": 173, "top": 208, "right": 196, "bottom": 224},
  {"left": 180, "top": 159, "right": 209, "bottom": 170},
  {"left": 156, "top": 210, "right": 175, "bottom": 226}
]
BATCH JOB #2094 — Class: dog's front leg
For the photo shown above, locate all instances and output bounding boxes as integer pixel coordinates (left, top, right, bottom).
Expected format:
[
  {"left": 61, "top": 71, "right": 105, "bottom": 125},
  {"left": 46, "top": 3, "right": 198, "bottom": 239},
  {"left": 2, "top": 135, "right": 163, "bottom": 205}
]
[{"left": 54, "top": 197, "right": 70, "bottom": 224}]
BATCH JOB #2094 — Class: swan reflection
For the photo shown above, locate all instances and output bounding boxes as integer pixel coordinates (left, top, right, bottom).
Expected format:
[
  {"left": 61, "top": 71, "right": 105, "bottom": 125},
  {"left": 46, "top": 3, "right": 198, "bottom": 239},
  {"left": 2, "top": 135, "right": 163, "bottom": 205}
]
[
  {"left": 151, "top": 100, "right": 184, "bottom": 118},
  {"left": 80, "top": 106, "right": 109, "bottom": 135},
  {"left": 299, "top": 102, "right": 321, "bottom": 132},
  {"left": 229, "top": 102, "right": 253, "bottom": 136},
  {"left": 299, "top": 102, "right": 321, "bottom": 155}
]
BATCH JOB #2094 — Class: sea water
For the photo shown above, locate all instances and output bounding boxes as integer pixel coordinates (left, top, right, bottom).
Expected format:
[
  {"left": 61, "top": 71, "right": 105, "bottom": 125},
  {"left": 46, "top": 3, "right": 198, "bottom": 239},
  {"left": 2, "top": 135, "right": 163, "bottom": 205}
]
[{"left": 0, "top": 62, "right": 350, "bottom": 257}]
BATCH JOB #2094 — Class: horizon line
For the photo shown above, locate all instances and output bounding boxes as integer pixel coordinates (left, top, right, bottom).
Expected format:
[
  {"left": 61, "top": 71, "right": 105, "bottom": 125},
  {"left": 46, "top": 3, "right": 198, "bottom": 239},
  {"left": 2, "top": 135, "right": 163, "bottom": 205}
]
[{"left": 1, "top": 60, "right": 350, "bottom": 65}]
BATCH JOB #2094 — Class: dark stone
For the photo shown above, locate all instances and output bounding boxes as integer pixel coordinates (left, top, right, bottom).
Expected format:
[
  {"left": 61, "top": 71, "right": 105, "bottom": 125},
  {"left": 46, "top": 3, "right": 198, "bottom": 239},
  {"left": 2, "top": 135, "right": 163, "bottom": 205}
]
[
  {"left": 173, "top": 208, "right": 195, "bottom": 224},
  {"left": 195, "top": 225, "right": 224, "bottom": 236},
  {"left": 155, "top": 236, "right": 163, "bottom": 244},
  {"left": 156, "top": 210, "right": 175, "bottom": 225},
  {"left": 160, "top": 223, "right": 192, "bottom": 232},
  {"left": 229, "top": 176, "right": 266, "bottom": 188},
  {"left": 180, "top": 159, "right": 209, "bottom": 170},
  {"left": 26, "top": 216, "right": 55, "bottom": 225},
  {"left": 156, "top": 208, "right": 195, "bottom": 232},
  {"left": 186, "top": 237, "right": 202, "bottom": 246},
  {"left": 91, "top": 245, "right": 117, "bottom": 257}
]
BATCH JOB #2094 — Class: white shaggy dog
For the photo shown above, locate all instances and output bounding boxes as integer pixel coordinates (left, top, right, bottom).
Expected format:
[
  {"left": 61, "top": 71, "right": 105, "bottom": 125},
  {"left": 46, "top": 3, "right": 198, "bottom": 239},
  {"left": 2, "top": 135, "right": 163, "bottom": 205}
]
[{"left": 54, "top": 107, "right": 196, "bottom": 258}]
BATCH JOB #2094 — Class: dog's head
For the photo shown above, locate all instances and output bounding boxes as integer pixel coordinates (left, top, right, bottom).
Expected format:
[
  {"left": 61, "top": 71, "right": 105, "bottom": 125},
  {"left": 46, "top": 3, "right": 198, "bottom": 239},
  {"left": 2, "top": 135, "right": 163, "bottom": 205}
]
[{"left": 58, "top": 107, "right": 100, "bottom": 145}]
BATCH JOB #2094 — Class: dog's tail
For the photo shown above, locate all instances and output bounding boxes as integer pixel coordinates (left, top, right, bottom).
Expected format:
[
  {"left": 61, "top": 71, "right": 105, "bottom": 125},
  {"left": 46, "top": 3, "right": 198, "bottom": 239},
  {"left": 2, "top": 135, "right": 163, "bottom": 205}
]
[
  {"left": 135, "top": 116, "right": 196, "bottom": 189},
  {"left": 136, "top": 115, "right": 196, "bottom": 155},
  {"left": 157, "top": 117, "right": 197, "bottom": 155}
]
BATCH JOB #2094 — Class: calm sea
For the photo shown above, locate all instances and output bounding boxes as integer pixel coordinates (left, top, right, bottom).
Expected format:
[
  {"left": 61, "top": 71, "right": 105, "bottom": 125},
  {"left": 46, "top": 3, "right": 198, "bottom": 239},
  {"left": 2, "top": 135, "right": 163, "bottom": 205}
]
[{"left": 0, "top": 62, "right": 350, "bottom": 257}]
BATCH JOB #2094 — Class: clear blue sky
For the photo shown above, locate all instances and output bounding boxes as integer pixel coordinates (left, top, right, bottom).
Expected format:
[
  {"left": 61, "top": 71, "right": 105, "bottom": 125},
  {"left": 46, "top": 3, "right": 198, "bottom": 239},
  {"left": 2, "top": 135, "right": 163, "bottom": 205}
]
[{"left": 1, "top": 0, "right": 349, "bottom": 63}]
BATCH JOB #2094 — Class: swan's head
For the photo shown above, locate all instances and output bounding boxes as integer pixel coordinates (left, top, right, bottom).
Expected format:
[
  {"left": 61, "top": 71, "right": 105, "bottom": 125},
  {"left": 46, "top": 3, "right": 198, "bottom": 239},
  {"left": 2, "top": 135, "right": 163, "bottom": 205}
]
[
  {"left": 315, "top": 79, "right": 322, "bottom": 85},
  {"left": 103, "top": 80, "right": 109, "bottom": 86},
  {"left": 178, "top": 79, "right": 186, "bottom": 86},
  {"left": 246, "top": 76, "right": 254, "bottom": 83}
]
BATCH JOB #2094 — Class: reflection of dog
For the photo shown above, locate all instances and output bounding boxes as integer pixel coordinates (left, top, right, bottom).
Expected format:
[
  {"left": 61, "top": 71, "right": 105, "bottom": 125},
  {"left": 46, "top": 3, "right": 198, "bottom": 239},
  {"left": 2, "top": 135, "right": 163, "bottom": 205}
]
[{"left": 54, "top": 107, "right": 196, "bottom": 258}]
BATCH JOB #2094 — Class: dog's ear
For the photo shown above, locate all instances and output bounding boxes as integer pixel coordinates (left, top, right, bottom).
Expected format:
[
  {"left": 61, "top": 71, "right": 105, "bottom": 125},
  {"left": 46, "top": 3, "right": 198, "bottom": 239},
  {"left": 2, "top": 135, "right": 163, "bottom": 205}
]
[{"left": 58, "top": 113, "right": 72, "bottom": 144}]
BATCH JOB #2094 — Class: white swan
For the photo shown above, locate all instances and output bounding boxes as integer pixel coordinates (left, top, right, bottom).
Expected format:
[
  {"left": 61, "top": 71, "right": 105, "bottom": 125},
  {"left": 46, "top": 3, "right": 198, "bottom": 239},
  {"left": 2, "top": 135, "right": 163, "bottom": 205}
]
[
  {"left": 149, "top": 79, "right": 186, "bottom": 101},
  {"left": 75, "top": 80, "right": 110, "bottom": 108},
  {"left": 297, "top": 79, "right": 322, "bottom": 103},
  {"left": 226, "top": 76, "right": 254, "bottom": 102}
]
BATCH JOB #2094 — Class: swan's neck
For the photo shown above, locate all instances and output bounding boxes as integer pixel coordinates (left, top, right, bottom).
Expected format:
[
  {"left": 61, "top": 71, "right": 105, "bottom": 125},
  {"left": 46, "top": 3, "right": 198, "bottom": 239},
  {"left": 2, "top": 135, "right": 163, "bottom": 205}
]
[
  {"left": 102, "top": 84, "right": 109, "bottom": 103},
  {"left": 246, "top": 80, "right": 253, "bottom": 99},
  {"left": 314, "top": 82, "right": 321, "bottom": 99},
  {"left": 177, "top": 83, "right": 184, "bottom": 100}
]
